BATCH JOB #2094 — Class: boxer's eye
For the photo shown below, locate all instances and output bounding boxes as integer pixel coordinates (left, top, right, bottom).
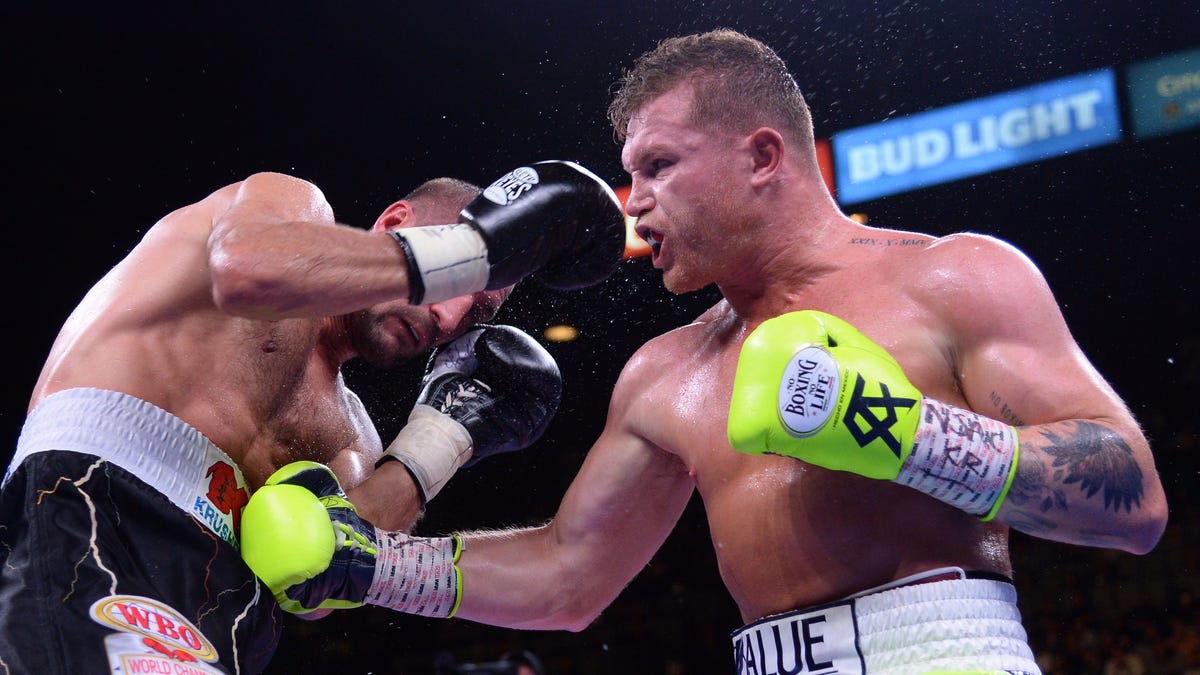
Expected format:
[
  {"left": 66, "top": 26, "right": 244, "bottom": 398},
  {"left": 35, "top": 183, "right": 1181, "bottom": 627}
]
[{"left": 647, "top": 159, "right": 672, "bottom": 178}]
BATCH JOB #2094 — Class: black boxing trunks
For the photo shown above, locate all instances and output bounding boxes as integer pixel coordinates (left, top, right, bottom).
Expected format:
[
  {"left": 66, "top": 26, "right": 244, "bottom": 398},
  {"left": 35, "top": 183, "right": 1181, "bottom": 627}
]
[
  {"left": 731, "top": 568, "right": 1041, "bottom": 675},
  {"left": 0, "top": 388, "right": 281, "bottom": 674}
]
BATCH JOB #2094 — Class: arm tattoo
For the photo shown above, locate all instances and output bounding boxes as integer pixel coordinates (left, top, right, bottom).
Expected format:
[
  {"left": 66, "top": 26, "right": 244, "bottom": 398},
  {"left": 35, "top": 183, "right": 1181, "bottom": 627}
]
[
  {"left": 1010, "top": 420, "right": 1144, "bottom": 516},
  {"left": 986, "top": 391, "right": 1025, "bottom": 426}
]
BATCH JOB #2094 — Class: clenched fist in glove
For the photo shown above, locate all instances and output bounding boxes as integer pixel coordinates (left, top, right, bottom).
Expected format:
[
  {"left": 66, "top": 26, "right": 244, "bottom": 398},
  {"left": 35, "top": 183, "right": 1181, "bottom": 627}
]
[
  {"left": 381, "top": 324, "right": 562, "bottom": 504},
  {"left": 241, "top": 461, "right": 462, "bottom": 617},
  {"left": 390, "top": 160, "right": 626, "bottom": 305},
  {"left": 727, "top": 310, "right": 1019, "bottom": 520}
]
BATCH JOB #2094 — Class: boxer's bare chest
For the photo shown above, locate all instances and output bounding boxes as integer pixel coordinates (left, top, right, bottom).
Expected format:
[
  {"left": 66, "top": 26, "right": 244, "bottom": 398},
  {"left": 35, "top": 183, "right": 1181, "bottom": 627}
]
[
  {"left": 649, "top": 269, "right": 983, "bottom": 616},
  {"left": 229, "top": 325, "right": 378, "bottom": 487},
  {"left": 659, "top": 271, "right": 942, "bottom": 469}
]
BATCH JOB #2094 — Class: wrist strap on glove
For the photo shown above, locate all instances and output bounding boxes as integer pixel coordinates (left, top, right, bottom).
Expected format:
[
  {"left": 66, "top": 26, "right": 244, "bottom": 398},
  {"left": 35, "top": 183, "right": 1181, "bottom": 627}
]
[
  {"left": 389, "top": 224, "right": 490, "bottom": 305},
  {"left": 381, "top": 404, "right": 474, "bottom": 505},
  {"left": 897, "top": 398, "right": 1019, "bottom": 520}
]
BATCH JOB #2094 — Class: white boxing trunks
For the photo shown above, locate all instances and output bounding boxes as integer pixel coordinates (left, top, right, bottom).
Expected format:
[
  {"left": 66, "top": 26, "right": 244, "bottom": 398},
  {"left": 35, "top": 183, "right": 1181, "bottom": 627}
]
[{"left": 731, "top": 568, "right": 1041, "bottom": 675}]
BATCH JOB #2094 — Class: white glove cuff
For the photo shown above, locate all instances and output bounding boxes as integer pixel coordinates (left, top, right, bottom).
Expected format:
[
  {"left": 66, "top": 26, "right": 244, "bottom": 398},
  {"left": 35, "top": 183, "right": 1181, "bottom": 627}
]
[
  {"left": 896, "top": 398, "right": 1020, "bottom": 520},
  {"left": 384, "top": 404, "right": 473, "bottom": 504},
  {"left": 397, "top": 224, "right": 490, "bottom": 305}
]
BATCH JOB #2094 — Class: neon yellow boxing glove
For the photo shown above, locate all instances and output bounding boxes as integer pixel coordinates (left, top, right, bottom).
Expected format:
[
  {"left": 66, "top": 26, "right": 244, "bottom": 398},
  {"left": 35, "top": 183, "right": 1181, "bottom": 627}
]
[
  {"left": 241, "top": 461, "right": 462, "bottom": 616},
  {"left": 727, "top": 311, "right": 1018, "bottom": 520}
]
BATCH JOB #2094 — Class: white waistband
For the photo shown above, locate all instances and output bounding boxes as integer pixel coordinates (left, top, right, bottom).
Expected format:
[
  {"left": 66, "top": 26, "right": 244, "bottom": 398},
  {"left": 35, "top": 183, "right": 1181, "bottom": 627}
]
[
  {"left": 7, "top": 388, "right": 247, "bottom": 548},
  {"left": 733, "top": 574, "right": 1040, "bottom": 675}
]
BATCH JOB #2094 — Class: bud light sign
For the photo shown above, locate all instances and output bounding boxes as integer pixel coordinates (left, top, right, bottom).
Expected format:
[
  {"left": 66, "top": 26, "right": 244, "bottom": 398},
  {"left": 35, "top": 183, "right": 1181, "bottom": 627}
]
[{"left": 832, "top": 69, "right": 1121, "bottom": 204}]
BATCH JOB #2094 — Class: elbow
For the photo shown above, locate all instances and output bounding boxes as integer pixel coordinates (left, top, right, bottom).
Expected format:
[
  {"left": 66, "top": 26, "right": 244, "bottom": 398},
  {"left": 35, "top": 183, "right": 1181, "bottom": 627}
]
[
  {"left": 553, "top": 598, "right": 607, "bottom": 633},
  {"left": 208, "top": 246, "right": 279, "bottom": 317},
  {"left": 535, "top": 572, "right": 618, "bottom": 632},
  {"left": 209, "top": 266, "right": 252, "bottom": 315},
  {"left": 563, "top": 620, "right": 597, "bottom": 634},
  {"left": 497, "top": 592, "right": 605, "bottom": 633},
  {"left": 1122, "top": 500, "right": 1168, "bottom": 556}
]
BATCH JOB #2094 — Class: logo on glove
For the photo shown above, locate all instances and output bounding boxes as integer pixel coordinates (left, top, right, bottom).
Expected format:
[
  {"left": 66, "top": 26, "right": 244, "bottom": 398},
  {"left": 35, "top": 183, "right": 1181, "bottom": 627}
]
[
  {"left": 843, "top": 375, "right": 918, "bottom": 457},
  {"left": 777, "top": 346, "right": 839, "bottom": 436},
  {"left": 483, "top": 166, "right": 540, "bottom": 205},
  {"left": 434, "top": 380, "right": 489, "bottom": 415}
]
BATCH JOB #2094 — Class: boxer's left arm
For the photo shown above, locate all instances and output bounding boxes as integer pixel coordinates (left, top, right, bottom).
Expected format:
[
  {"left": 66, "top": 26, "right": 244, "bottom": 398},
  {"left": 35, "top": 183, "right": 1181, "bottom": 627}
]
[
  {"left": 209, "top": 162, "right": 627, "bottom": 320},
  {"left": 242, "top": 461, "right": 462, "bottom": 617},
  {"left": 242, "top": 343, "right": 689, "bottom": 625},
  {"left": 943, "top": 235, "right": 1166, "bottom": 552},
  {"left": 728, "top": 234, "right": 1167, "bottom": 553}
]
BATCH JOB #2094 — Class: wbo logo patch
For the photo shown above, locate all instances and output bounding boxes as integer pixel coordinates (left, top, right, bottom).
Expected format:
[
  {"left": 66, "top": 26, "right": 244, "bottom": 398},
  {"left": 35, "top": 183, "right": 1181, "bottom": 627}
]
[{"left": 91, "top": 595, "right": 222, "bottom": 673}]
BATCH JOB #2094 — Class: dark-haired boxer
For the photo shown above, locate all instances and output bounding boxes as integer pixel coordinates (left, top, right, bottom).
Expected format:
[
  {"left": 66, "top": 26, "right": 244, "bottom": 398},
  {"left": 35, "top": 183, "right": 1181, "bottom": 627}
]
[
  {"left": 246, "top": 31, "right": 1168, "bottom": 674},
  {"left": 0, "top": 161, "right": 626, "bottom": 673}
]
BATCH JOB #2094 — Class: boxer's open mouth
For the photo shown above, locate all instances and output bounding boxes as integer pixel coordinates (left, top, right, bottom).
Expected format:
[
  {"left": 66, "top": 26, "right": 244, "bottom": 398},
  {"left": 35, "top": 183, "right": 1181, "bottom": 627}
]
[{"left": 636, "top": 224, "right": 662, "bottom": 255}]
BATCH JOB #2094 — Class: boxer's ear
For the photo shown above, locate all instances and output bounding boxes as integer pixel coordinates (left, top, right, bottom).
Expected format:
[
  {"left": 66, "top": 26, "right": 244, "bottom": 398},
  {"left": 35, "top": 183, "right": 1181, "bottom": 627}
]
[
  {"left": 747, "top": 127, "right": 784, "bottom": 187},
  {"left": 372, "top": 200, "right": 416, "bottom": 232}
]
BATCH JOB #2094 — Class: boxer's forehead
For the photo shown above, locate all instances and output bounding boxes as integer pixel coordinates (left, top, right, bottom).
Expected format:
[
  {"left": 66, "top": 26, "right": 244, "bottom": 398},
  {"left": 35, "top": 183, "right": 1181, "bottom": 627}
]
[{"left": 621, "top": 84, "right": 701, "bottom": 173}]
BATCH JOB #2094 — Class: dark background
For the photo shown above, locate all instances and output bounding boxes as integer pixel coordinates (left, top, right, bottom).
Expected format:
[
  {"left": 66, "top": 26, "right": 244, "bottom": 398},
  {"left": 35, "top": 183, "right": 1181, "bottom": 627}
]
[{"left": 3, "top": 2, "right": 1197, "bottom": 673}]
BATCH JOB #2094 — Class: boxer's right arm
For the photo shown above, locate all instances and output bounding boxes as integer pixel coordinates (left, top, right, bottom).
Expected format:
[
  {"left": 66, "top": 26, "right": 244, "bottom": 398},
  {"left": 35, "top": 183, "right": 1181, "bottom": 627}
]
[
  {"left": 727, "top": 236, "right": 1168, "bottom": 554},
  {"left": 209, "top": 162, "right": 626, "bottom": 319}
]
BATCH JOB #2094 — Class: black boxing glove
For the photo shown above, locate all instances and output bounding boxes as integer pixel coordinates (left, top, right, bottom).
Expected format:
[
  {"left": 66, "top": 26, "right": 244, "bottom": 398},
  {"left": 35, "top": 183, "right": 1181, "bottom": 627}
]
[
  {"left": 379, "top": 325, "right": 562, "bottom": 503},
  {"left": 389, "top": 160, "right": 625, "bottom": 304}
]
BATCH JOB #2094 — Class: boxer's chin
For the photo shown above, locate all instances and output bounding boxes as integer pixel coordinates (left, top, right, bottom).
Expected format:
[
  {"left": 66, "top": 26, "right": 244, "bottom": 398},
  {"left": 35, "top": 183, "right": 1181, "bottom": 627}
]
[
  {"left": 661, "top": 266, "right": 707, "bottom": 296},
  {"left": 349, "top": 310, "right": 420, "bottom": 369}
]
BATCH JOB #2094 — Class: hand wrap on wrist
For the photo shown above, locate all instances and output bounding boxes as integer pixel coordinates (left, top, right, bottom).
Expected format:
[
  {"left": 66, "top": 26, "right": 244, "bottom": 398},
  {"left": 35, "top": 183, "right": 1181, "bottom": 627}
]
[
  {"left": 897, "top": 398, "right": 1019, "bottom": 520},
  {"left": 367, "top": 533, "right": 463, "bottom": 617},
  {"left": 381, "top": 404, "right": 473, "bottom": 505}
]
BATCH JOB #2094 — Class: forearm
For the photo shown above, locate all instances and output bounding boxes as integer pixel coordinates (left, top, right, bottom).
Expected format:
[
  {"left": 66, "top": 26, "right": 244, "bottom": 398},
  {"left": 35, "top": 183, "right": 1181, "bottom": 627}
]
[
  {"left": 995, "top": 419, "right": 1166, "bottom": 553},
  {"left": 454, "top": 524, "right": 616, "bottom": 632},
  {"left": 899, "top": 399, "right": 1166, "bottom": 553},
  {"left": 210, "top": 223, "right": 414, "bottom": 319},
  {"left": 346, "top": 460, "right": 425, "bottom": 533}
]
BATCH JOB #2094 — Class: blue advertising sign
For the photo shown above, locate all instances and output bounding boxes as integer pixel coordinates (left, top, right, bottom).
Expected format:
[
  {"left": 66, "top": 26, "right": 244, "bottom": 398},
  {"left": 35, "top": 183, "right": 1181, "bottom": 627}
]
[
  {"left": 832, "top": 69, "right": 1122, "bottom": 204},
  {"left": 1126, "top": 48, "right": 1200, "bottom": 139}
]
